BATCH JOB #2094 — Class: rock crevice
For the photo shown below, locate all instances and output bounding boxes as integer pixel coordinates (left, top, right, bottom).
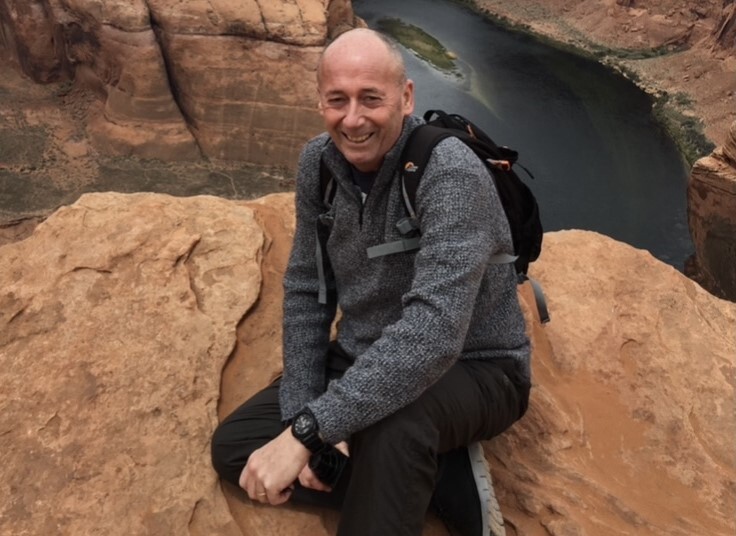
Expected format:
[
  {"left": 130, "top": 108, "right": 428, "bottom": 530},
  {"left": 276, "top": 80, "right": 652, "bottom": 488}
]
[{"left": 145, "top": 0, "right": 204, "bottom": 158}]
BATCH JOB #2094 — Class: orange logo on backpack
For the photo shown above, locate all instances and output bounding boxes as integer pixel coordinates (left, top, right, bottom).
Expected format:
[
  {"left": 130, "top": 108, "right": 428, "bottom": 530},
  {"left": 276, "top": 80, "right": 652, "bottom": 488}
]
[{"left": 404, "top": 162, "right": 418, "bottom": 173}]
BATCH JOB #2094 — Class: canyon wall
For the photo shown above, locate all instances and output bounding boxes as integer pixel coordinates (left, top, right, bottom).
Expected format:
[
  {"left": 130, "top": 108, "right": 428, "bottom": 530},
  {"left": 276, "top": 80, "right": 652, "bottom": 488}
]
[
  {"left": 1, "top": 0, "right": 732, "bottom": 160},
  {"left": 0, "top": 0, "right": 358, "bottom": 167},
  {"left": 687, "top": 121, "right": 736, "bottom": 301}
]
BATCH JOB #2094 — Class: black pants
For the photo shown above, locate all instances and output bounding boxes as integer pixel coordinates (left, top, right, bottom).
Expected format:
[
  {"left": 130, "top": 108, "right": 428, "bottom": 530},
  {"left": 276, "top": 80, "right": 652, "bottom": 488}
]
[{"left": 211, "top": 343, "right": 529, "bottom": 536}]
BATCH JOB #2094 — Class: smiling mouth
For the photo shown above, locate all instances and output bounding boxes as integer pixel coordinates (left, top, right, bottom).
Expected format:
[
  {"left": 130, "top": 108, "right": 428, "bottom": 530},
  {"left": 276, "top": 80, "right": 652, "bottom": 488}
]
[{"left": 344, "top": 133, "right": 372, "bottom": 143}]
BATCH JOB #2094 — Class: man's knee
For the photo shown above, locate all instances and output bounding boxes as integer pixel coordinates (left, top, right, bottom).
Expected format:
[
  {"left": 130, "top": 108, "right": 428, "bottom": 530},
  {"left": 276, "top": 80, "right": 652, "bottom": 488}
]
[
  {"left": 209, "top": 382, "right": 284, "bottom": 486},
  {"left": 210, "top": 421, "right": 244, "bottom": 487}
]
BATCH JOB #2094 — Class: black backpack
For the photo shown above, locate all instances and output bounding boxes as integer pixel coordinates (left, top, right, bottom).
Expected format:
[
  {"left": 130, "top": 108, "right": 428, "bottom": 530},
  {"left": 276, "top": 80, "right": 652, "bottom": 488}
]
[{"left": 318, "top": 109, "right": 549, "bottom": 323}]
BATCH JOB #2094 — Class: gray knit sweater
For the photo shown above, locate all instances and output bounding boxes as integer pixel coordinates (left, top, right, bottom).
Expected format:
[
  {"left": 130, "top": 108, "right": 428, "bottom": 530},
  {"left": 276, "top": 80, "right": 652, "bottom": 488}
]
[{"left": 279, "top": 115, "right": 530, "bottom": 444}]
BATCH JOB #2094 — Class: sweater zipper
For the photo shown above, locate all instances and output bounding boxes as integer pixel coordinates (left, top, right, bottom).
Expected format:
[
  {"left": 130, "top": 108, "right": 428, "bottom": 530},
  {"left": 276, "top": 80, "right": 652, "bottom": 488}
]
[{"left": 349, "top": 183, "right": 364, "bottom": 228}]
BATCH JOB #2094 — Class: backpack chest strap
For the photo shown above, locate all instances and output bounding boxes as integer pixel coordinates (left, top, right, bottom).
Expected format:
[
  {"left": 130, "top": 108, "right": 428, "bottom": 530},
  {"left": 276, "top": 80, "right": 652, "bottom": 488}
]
[{"left": 366, "top": 236, "right": 421, "bottom": 259}]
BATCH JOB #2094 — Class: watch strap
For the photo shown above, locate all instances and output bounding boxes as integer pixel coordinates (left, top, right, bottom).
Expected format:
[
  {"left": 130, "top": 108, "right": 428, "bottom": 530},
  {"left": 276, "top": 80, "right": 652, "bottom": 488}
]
[{"left": 291, "top": 408, "right": 325, "bottom": 454}]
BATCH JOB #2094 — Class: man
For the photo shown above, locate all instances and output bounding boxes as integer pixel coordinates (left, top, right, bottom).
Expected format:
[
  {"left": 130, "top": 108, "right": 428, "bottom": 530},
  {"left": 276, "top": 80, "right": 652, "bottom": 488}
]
[{"left": 211, "top": 28, "right": 530, "bottom": 536}]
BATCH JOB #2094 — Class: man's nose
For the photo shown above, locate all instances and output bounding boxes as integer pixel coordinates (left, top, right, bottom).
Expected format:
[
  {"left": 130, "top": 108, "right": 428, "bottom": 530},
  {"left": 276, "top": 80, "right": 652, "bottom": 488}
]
[{"left": 343, "top": 100, "right": 365, "bottom": 128}]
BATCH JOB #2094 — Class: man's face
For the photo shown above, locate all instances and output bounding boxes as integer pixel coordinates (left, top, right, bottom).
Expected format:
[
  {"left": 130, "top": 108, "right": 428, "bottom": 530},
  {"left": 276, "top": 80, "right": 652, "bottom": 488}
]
[{"left": 318, "top": 42, "right": 414, "bottom": 173}]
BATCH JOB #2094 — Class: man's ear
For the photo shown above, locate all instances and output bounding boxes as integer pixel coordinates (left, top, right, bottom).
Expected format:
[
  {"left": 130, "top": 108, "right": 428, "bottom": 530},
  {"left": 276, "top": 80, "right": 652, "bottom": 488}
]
[{"left": 402, "top": 79, "right": 415, "bottom": 116}]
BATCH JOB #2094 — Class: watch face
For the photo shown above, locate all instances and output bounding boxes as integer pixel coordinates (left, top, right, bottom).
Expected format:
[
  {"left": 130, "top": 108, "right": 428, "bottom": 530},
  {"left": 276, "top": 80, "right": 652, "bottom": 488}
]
[{"left": 294, "top": 413, "right": 313, "bottom": 436}]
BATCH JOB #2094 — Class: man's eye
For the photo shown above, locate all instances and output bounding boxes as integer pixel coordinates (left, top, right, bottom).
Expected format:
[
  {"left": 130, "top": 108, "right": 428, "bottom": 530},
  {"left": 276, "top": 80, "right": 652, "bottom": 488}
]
[
  {"left": 363, "top": 96, "right": 382, "bottom": 105},
  {"left": 327, "top": 97, "right": 346, "bottom": 106}
]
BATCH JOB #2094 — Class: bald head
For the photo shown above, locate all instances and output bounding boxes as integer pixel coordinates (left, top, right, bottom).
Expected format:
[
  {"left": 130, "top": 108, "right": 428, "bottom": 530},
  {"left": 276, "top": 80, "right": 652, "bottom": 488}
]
[
  {"left": 314, "top": 27, "right": 415, "bottom": 172},
  {"left": 317, "top": 28, "right": 407, "bottom": 88}
]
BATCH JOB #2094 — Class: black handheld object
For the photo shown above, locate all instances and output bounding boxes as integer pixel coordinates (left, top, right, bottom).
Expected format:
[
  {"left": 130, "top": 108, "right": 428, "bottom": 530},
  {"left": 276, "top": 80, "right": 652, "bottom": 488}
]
[{"left": 309, "top": 445, "right": 349, "bottom": 488}]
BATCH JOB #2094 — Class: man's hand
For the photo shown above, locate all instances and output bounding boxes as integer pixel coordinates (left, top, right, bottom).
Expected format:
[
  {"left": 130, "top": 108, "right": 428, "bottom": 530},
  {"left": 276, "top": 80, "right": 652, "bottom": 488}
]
[
  {"left": 297, "top": 463, "right": 331, "bottom": 492},
  {"left": 298, "top": 440, "right": 350, "bottom": 492},
  {"left": 239, "top": 428, "right": 311, "bottom": 505}
]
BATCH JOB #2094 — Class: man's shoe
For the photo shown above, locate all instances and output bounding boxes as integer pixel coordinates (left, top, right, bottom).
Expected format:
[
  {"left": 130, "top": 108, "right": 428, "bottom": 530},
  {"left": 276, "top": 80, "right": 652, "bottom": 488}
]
[{"left": 431, "top": 442, "right": 506, "bottom": 536}]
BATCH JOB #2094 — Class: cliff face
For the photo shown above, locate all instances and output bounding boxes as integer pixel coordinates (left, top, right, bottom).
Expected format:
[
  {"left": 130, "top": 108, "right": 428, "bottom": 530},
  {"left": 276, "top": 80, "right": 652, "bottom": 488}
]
[
  {"left": 0, "top": 0, "right": 357, "bottom": 167},
  {"left": 687, "top": 121, "right": 736, "bottom": 301},
  {"left": 1, "top": 192, "right": 734, "bottom": 536},
  {"left": 5, "top": 0, "right": 731, "bottom": 164},
  {"left": 714, "top": 0, "right": 736, "bottom": 48}
]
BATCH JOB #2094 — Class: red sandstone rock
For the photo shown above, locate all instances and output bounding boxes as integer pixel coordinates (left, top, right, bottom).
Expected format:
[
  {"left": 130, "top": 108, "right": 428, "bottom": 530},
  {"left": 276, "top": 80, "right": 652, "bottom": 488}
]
[
  {"left": 508, "top": 231, "right": 736, "bottom": 535},
  {"left": 0, "top": 193, "right": 264, "bottom": 535},
  {"left": 711, "top": 0, "right": 736, "bottom": 50},
  {"left": 1, "top": 192, "right": 734, "bottom": 534},
  {"left": 687, "top": 120, "right": 736, "bottom": 301},
  {"left": 1, "top": 0, "right": 733, "bottom": 165},
  {"left": 0, "top": 0, "right": 357, "bottom": 167}
]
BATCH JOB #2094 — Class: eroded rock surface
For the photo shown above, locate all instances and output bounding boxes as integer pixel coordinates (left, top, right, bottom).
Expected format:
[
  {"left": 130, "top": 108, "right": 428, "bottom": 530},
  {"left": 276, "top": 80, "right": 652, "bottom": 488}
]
[
  {"left": 3, "top": 0, "right": 733, "bottom": 166},
  {"left": 0, "top": 0, "right": 357, "bottom": 167},
  {"left": 687, "top": 120, "right": 736, "bottom": 301},
  {"left": 503, "top": 231, "right": 735, "bottom": 535},
  {"left": 0, "top": 192, "right": 267, "bottom": 535},
  {"left": 1, "top": 192, "right": 734, "bottom": 535}
]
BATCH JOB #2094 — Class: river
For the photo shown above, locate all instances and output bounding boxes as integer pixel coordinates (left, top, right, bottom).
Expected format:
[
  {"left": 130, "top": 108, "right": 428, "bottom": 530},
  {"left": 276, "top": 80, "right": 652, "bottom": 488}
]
[{"left": 353, "top": 0, "right": 694, "bottom": 269}]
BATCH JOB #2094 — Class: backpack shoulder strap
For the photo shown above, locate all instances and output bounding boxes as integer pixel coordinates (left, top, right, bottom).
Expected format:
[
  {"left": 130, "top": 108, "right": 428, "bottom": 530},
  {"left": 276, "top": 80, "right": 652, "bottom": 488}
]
[
  {"left": 364, "top": 126, "right": 451, "bottom": 260},
  {"left": 400, "top": 125, "right": 454, "bottom": 218},
  {"left": 319, "top": 155, "right": 337, "bottom": 209},
  {"left": 316, "top": 152, "right": 337, "bottom": 305}
]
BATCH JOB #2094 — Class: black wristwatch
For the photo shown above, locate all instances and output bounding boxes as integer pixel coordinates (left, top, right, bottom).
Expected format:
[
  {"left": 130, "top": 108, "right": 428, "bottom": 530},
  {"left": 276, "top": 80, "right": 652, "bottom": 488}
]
[{"left": 291, "top": 408, "right": 325, "bottom": 454}]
